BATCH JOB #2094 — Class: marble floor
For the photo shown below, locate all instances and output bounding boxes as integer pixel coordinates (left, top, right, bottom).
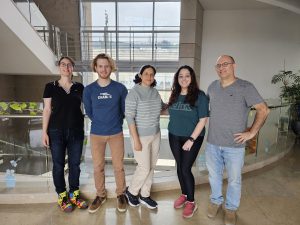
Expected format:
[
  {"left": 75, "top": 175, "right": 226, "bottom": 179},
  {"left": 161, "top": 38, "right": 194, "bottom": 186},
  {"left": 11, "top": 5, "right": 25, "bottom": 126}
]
[{"left": 1, "top": 142, "right": 300, "bottom": 225}]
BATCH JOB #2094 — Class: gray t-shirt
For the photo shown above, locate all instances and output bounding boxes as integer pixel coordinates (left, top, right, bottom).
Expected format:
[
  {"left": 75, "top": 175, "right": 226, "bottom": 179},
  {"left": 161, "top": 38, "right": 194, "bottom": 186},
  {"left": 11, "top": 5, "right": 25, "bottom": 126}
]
[{"left": 207, "top": 78, "right": 264, "bottom": 148}]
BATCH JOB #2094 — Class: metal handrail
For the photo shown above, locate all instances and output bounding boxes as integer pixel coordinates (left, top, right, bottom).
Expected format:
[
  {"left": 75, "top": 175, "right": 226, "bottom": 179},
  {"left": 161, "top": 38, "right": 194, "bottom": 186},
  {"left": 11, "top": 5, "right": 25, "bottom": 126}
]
[
  {"left": 34, "top": 25, "right": 180, "bottom": 66},
  {"left": 0, "top": 115, "right": 42, "bottom": 118}
]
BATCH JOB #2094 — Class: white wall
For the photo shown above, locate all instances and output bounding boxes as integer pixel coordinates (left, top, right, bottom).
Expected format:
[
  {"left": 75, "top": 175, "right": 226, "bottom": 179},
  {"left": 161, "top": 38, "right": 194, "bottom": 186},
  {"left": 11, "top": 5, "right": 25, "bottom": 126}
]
[{"left": 200, "top": 8, "right": 300, "bottom": 100}]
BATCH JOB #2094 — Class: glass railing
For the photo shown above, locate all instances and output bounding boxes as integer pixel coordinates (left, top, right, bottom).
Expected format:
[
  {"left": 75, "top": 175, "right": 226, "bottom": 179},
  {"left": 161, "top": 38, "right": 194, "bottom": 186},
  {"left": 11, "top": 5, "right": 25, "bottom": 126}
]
[{"left": 0, "top": 100, "right": 294, "bottom": 189}]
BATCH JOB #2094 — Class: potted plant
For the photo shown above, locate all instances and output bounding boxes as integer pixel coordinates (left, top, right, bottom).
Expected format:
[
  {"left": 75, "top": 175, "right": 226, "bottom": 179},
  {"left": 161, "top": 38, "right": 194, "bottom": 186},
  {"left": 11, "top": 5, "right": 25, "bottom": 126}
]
[{"left": 271, "top": 70, "right": 300, "bottom": 135}]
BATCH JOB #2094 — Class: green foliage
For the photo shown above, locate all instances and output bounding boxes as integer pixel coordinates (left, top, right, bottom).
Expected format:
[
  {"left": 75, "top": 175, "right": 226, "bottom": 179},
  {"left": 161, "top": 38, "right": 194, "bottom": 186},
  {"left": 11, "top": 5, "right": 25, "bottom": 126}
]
[
  {"left": 0, "top": 102, "right": 8, "bottom": 115},
  {"left": 0, "top": 102, "right": 42, "bottom": 115},
  {"left": 271, "top": 70, "right": 300, "bottom": 103}
]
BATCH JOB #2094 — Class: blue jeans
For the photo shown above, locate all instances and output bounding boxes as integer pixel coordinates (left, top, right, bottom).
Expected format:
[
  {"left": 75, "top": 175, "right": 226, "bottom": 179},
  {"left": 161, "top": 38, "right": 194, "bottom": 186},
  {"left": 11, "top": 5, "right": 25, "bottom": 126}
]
[
  {"left": 205, "top": 142, "right": 245, "bottom": 210},
  {"left": 48, "top": 128, "right": 84, "bottom": 194}
]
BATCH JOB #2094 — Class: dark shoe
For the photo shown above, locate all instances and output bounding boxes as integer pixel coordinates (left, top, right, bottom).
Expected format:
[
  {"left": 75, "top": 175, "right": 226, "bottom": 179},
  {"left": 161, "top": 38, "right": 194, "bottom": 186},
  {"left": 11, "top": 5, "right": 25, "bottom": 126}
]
[
  {"left": 69, "top": 190, "right": 88, "bottom": 209},
  {"left": 139, "top": 196, "right": 158, "bottom": 209},
  {"left": 224, "top": 209, "right": 237, "bottom": 225},
  {"left": 57, "top": 191, "right": 73, "bottom": 213},
  {"left": 117, "top": 194, "right": 127, "bottom": 212},
  {"left": 125, "top": 187, "right": 140, "bottom": 207},
  {"left": 207, "top": 202, "right": 221, "bottom": 218},
  {"left": 88, "top": 196, "right": 106, "bottom": 213}
]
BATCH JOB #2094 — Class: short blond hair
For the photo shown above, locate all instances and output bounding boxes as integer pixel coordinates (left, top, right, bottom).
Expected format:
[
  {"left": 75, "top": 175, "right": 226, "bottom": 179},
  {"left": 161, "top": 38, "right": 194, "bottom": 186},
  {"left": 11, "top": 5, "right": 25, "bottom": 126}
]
[{"left": 91, "top": 53, "right": 117, "bottom": 72}]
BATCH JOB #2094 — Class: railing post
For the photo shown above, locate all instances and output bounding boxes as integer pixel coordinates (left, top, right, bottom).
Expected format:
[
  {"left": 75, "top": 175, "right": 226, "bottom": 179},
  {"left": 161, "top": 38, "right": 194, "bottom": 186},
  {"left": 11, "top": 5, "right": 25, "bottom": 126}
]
[
  {"left": 55, "top": 26, "right": 61, "bottom": 57},
  {"left": 65, "top": 32, "right": 69, "bottom": 56},
  {"left": 42, "top": 26, "right": 46, "bottom": 43}
]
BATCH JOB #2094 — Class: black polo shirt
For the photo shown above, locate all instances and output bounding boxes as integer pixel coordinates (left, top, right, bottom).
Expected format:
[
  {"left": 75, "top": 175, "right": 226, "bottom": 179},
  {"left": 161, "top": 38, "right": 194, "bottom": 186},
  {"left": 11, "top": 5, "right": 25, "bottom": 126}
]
[{"left": 43, "top": 80, "right": 84, "bottom": 129}]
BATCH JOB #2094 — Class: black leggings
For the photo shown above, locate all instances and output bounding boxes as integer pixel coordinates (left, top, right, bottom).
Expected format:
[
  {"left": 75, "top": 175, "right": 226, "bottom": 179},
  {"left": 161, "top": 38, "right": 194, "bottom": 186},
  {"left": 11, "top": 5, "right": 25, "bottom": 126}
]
[{"left": 168, "top": 132, "right": 204, "bottom": 202}]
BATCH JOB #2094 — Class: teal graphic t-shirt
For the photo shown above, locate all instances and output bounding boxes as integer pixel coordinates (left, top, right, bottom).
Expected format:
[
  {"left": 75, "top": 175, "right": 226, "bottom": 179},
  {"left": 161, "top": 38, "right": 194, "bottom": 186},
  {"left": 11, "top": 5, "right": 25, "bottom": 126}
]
[{"left": 168, "top": 91, "right": 209, "bottom": 137}]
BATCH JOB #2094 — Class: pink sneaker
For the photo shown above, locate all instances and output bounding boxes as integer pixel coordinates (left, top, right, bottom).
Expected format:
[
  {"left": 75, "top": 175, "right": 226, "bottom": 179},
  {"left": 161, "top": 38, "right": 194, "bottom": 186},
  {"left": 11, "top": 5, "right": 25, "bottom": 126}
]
[
  {"left": 174, "top": 194, "right": 187, "bottom": 209},
  {"left": 183, "top": 201, "right": 198, "bottom": 218}
]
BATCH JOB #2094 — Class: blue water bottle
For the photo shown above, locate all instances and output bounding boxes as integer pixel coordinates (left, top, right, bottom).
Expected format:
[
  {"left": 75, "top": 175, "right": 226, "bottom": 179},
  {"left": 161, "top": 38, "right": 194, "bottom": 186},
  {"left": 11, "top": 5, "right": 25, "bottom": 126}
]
[{"left": 5, "top": 169, "right": 16, "bottom": 188}]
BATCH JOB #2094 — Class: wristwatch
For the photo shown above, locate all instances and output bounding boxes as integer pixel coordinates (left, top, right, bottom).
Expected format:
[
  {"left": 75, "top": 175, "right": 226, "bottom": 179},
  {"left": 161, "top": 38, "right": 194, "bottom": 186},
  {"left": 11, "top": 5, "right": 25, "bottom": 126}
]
[{"left": 188, "top": 137, "right": 195, "bottom": 142}]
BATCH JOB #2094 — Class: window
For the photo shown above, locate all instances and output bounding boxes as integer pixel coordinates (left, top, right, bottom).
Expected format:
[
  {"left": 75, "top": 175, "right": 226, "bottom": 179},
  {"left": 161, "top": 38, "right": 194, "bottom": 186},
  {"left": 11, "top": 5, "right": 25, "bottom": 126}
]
[
  {"left": 154, "top": 2, "right": 180, "bottom": 27},
  {"left": 83, "top": 0, "right": 180, "bottom": 86},
  {"left": 118, "top": 2, "right": 153, "bottom": 27},
  {"left": 91, "top": 3, "right": 116, "bottom": 27}
]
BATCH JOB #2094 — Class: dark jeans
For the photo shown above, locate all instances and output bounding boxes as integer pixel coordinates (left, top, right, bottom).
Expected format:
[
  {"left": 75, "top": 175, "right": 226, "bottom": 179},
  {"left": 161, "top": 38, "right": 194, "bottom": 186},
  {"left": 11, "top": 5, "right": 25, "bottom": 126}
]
[
  {"left": 48, "top": 128, "right": 84, "bottom": 194},
  {"left": 168, "top": 132, "right": 204, "bottom": 202}
]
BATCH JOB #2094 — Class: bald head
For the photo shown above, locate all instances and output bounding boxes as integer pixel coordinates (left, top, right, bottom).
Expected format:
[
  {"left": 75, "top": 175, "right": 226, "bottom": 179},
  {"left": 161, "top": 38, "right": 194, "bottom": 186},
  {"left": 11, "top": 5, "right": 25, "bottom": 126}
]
[
  {"left": 215, "top": 55, "right": 236, "bottom": 82},
  {"left": 216, "top": 55, "right": 235, "bottom": 64}
]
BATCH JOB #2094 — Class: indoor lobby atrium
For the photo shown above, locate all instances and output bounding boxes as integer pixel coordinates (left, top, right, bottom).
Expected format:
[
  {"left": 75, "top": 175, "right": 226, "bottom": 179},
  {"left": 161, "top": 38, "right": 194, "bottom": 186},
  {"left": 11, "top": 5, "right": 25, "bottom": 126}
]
[{"left": 0, "top": 0, "right": 300, "bottom": 225}]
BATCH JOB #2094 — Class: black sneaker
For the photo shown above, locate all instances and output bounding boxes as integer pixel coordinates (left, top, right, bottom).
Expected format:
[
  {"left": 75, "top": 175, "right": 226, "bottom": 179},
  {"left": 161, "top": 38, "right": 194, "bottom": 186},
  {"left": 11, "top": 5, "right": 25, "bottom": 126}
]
[
  {"left": 139, "top": 196, "right": 158, "bottom": 209},
  {"left": 125, "top": 187, "right": 140, "bottom": 207}
]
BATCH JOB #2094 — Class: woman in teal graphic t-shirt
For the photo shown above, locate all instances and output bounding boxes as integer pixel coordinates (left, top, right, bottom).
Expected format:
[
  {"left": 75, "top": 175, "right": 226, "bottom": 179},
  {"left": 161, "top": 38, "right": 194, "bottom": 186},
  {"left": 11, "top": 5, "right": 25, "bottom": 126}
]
[{"left": 168, "top": 65, "right": 209, "bottom": 218}]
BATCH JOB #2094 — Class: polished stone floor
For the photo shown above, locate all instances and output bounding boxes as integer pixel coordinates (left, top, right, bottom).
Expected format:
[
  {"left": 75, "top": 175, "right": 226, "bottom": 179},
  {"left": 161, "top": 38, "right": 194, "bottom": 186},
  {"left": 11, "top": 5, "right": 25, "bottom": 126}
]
[{"left": 1, "top": 142, "right": 299, "bottom": 225}]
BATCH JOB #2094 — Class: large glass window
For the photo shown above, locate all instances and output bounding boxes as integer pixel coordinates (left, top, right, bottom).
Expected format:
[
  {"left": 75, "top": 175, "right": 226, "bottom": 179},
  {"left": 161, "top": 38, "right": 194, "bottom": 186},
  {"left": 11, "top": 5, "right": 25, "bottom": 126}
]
[
  {"left": 133, "top": 33, "right": 153, "bottom": 61},
  {"left": 154, "top": 2, "right": 180, "bottom": 27},
  {"left": 91, "top": 3, "right": 116, "bottom": 27},
  {"left": 118, "top": 33, "right": 132, "bottom": 60},
  {"left": 154, "top": 33, "right": 179, "bottom": 61},
  {"left": 118, "top": 2, "right": 153, "bottom": 27},
  {"left": 83, "top": 0, "right": 180, "bottom": 85},
  {"left": 90, "top": 3, "right": 117, "bottom": 59},
  {"left": 118, "top": 72, "right": 135, "bottom": 89},
  {"left": 91, "top": 32, "right": 117, "bottom": 59},
  {"left": 86, "top": 1, "right": 180, "bottom": 63}
]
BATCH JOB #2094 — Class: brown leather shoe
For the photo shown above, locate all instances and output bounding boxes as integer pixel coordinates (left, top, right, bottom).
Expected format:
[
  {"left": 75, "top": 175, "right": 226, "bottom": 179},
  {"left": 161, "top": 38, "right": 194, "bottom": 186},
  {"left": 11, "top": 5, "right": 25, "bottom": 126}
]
[
  {"left": 88, "top": 196, "right": 106, "bottom": 213},
  {"left": 207, "top": 202, "right": 221, "bottom": 218},
  {"left": 224, "top": 209, "right": 237, "bottom": 225},
  {"left": 117, "top": 194, "right": 127, "bottom": 212}
]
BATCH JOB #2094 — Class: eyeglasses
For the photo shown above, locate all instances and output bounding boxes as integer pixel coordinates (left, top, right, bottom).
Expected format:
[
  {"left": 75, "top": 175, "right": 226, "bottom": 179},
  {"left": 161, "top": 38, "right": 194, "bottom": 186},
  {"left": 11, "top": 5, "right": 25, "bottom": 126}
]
[
  {"left": 215, "top": 62, "right": 234, "bottom": 69},
  {"left": 60, "top": 63, "right": 73, "bottom": 68}
]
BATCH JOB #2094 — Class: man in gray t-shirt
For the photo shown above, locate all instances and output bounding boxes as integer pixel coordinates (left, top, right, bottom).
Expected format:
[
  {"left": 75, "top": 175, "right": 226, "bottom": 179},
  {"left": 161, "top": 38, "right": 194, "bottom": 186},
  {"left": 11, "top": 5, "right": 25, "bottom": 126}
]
[{"left": 205, "top": 55, "right": 270, "bottom": 225}]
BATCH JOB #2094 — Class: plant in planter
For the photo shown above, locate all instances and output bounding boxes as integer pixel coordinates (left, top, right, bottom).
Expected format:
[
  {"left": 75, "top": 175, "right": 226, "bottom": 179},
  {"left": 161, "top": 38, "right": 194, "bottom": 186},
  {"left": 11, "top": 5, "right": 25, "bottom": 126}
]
[
  {"left": 0, "top": 102, "right": 43, "bottom": 115},
  {"left": 271, "top": 70, "right": 300, "bottom": 135},
  {"left": 0, "top": 102, "right": 9, "bottom": 115}
]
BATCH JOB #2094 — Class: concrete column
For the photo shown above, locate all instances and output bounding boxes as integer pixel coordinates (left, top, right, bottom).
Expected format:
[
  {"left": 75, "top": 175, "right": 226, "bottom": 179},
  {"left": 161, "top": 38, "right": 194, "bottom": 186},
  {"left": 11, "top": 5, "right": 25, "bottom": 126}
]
[{"left": 179, "top": 0, "right": 204, "bottom": 83}]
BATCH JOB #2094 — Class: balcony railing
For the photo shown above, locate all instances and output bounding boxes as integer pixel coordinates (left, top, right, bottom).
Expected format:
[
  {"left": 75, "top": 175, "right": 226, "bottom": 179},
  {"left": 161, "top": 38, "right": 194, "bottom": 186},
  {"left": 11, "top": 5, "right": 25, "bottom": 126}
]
[
  {"left": 0, "top": 100, "right": 294, "bottom": 185},
  {"left": 13, "top": 0, "right": 180, "bottom": 71}
]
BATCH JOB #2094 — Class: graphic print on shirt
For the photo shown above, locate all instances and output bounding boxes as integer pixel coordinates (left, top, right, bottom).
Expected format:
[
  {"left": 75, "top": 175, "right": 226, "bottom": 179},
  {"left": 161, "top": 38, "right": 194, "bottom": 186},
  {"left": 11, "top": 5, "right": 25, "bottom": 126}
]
[
  {"left": 170, "top": 101, "right": 192, "bottom": 111},
  {"left": 97, "top": 92, "right": 112, "bottom": 99}
]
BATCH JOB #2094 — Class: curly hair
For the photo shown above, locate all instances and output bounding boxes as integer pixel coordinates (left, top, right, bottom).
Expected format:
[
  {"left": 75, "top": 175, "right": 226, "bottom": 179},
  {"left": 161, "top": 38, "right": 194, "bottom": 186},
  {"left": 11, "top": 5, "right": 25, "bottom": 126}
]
[
  {"left": 91, "top": 53, "right": 117, "bottom": 72},
  {"left": 168, "top": 65, "right": 200, "bottom": 107}
]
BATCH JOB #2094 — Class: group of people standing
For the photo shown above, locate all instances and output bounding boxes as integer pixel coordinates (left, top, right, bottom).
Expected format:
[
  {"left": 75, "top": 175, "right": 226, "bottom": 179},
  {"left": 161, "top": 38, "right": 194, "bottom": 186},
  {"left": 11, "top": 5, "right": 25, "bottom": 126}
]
[{"left": 42, "top": 53, "right": 269, "bottom": 225}]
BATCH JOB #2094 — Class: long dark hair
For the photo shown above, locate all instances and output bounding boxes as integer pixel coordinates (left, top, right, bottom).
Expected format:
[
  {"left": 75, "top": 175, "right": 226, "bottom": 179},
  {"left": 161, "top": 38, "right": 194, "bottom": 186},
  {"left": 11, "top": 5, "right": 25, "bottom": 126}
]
[
  {"left": 133, "top": 65, "right": 157, "bottom": 87},
  {"left": 168, "top": 65, "right": 200, "bottom": 107}
]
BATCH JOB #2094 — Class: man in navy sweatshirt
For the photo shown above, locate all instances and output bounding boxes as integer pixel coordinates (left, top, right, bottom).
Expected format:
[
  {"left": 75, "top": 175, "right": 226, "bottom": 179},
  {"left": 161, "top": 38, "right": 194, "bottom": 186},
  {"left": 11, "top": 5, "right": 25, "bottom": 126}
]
[{"left": 83, "top": 53, "right": 128, "bottom": 213}]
